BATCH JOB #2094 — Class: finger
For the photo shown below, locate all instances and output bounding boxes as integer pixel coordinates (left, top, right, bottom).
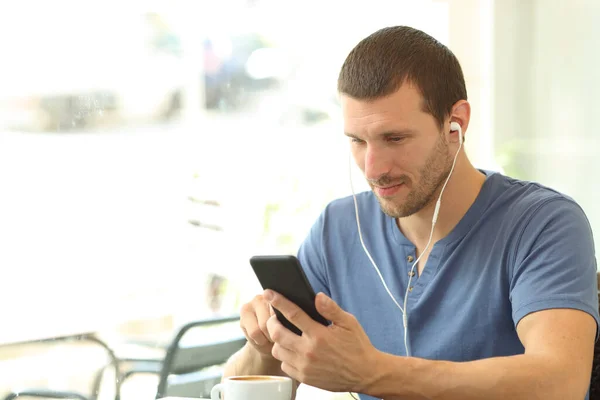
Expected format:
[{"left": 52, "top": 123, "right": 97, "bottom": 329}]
[
  {"left": 267, "top": 314, "right": 302, "bottom": 352},
  {"left": 271, "top": 342, "right": 297, "bottom": 363},
  {"left": 241, "top": 325, "right": 249, "bottom": 340},
  {"left": 255, "top": 297, "right": 273, "bottom": 342},
  {"left": 315, "top": 292, "right": 352, "bottom": 328},
  {"left": 264, "top": 290, "right": 316, "bottom": 335},
  {"left": 241, "top": 305, "right": 270, "bottom": 346},
  {"left": 280, "top": 360, "right": 303, "bottom": 383}
]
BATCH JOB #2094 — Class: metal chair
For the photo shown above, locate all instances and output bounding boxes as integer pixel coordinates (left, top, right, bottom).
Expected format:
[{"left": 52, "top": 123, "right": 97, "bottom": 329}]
[
  {"left": 592, "top": 339, "right": 600, "bottom": 400},
  {"left": 110, "top": 315, "right": 246, "bottom": 399},
  {"left": 2, "top": 390, "right": 91, "bottom": 400},
  {"left": 1, "top": 334, "right": 119, "bottom": 400}
]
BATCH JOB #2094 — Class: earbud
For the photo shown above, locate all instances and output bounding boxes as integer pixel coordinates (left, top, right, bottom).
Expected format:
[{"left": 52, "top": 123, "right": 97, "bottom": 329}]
[{"left": 450, "top": 121, "right": 463, "bottom": 143}]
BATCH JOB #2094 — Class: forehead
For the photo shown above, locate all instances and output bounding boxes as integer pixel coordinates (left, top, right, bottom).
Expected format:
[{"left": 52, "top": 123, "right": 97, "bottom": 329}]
[{"left": 341, "top": 83, "right": 429, "bottom": 134}]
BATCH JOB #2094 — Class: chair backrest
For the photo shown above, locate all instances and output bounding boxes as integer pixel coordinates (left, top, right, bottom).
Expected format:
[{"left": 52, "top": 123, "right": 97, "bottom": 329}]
[
  {"left": 3, "top": 390, "right": 91, "bottom": 400},
  {"left": 590, "top": 273, "right": 600, "bottom": 400},
  {"left": 169, "top": 336, "right": 247, "bottom": 375},
  {"left": 155, "top": 316, "right": 247, "bottom": 399},
  {"left": 0, "top": 334, "right": 118, "bottom": 400}
]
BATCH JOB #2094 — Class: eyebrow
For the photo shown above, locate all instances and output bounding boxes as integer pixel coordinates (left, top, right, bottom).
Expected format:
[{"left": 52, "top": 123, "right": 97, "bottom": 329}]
[{"left": 344, "top": 129, "right": 417, "bottom": 139}]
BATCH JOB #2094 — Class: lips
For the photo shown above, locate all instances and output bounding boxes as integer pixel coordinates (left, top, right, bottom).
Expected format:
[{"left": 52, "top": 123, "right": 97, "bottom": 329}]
[{"left": 374, "top": 183, "right": 403, "bottom": 197}]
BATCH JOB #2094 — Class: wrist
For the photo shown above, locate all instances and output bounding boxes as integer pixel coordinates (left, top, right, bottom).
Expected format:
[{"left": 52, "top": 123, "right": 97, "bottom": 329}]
[
  {"left": 362, "top": 351, "right": 412, "bottom": 399},
  {"left": 358, "top": 349, "right": 394, "bottom": 395}
]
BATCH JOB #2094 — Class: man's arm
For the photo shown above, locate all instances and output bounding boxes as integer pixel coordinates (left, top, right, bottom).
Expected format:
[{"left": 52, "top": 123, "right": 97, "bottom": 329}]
[
  {"left": 366, "top": 308, "right": 596, "bottom": 400},
  {"left": 265, "top": 291, "right": 596, "bottom": 400}
]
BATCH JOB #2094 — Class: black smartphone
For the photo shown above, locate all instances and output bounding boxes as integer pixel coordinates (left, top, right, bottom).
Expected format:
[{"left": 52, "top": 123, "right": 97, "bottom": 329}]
[{"left": 249, "top": 255, "right": 330, "bottom": 335}]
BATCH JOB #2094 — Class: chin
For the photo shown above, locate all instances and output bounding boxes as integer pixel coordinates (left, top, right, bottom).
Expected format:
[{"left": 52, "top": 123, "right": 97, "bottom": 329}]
[
  {"left": 377, "top": 197, "right": 420, "bottom": 218},
  {"left": 377, "top": 199, "right": 404, "bottom": 218}
]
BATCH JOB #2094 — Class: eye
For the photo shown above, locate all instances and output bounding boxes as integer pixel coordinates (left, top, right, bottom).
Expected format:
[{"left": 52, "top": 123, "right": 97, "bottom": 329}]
[
  {"left": 350, "top": 137, "right": 365, "bottom": 144},
  {"left": 388, "top": 137, "right": 404, "bottom": 143}
]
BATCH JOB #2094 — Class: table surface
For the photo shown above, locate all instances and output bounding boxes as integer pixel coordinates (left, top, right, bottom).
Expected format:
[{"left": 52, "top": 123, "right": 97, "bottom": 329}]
[{"left": 159, "top": 397, "right": 210, "bottom": 400}]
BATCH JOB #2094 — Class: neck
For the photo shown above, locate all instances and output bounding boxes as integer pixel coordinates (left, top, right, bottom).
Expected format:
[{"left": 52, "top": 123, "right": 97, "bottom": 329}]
[{"left": 396, "top": 154, "right": 486, "bottom": 251}]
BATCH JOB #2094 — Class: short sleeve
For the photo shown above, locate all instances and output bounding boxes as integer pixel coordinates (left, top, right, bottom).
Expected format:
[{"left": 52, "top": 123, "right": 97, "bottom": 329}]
[
  {"left": 510, "top": 198, "right": 599, "bottom": 336},
  {"left": 297, "top": 210, "right": 331, "bottom": 298}
]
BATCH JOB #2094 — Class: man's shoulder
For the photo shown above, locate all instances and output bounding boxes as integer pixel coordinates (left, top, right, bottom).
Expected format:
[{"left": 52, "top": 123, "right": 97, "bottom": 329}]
[
  {"left": 481, "top": 172, "right": 593, "bottom": 247},
  {"left": 487, "top": 171, "right": 582, "bottom": 217}
]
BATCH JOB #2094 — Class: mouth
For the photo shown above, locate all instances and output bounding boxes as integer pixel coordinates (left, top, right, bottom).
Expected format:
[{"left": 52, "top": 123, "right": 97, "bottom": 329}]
[{"left": 374, "top": 183, "right": 404, "bottom": 197}]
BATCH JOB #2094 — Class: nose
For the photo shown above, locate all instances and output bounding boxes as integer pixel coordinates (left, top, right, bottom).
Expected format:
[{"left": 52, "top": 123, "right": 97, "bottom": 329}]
[{"left": 363, "top": 144, "right": 392, "bottom": 181}]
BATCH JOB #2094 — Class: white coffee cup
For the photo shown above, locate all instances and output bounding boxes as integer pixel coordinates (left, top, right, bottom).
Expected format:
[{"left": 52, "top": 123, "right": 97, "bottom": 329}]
[{"left": 210, "top": 375, "right": 292, "bottom": 400}]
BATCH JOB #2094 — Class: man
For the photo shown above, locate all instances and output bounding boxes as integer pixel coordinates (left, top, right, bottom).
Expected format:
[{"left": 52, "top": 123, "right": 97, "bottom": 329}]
[{"left": 223, "top": 26, "right": 599, "bottom": 399}]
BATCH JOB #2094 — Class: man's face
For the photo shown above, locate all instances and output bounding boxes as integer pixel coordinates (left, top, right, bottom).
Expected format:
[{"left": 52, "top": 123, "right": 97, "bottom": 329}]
[{"left": 341, "top": 84, "right": 453, "bottom": 218}]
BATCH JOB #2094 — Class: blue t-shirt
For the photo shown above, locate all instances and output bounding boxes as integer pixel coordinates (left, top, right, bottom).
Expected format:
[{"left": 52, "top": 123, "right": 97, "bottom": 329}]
[{"left": 297, "top": 170, "right": 599, "bottom": 400}]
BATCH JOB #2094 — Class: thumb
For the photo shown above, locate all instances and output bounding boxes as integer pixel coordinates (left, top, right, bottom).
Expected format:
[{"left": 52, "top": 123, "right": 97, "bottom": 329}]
[{"left": 315, "top": 292, "right": 351, "bottom": 326}]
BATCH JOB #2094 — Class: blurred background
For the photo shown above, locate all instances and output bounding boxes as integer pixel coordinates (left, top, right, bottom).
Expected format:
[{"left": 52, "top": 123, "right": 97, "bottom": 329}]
[{"left": 0, "top": 0, "right": 598, "bottom": 399}]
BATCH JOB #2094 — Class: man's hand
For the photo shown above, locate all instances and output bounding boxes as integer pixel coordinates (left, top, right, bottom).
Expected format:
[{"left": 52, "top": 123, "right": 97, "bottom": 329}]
[
  {"left": 223, "top": 294, "right": 299, "bottom": 396},
  {"left": 264, "top": 289, "right": 382, "bottom": 393},
  {"left": 240, "top": 294, "right": 277, "bottom": 360}
]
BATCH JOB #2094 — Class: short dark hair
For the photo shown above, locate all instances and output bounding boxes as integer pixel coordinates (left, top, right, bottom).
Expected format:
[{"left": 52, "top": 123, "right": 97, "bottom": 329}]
[{"left": 337, "top": 26, "right": 467, "bottom": 129}]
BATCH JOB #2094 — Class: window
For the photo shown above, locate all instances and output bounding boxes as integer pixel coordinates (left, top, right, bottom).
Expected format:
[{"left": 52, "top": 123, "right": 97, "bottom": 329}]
[{"left": 0, "top": 1, "right": 597, "bottom": 399}]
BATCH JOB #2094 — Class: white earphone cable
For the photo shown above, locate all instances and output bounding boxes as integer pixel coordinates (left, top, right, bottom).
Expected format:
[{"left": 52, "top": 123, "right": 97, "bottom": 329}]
[
  {"left": 401, "top": 127, "right": 463, "bottom": 356},
  {"left": 349, "top": 155, "right": 406, "bottom": 314},
  {"left": 350, "top": 123, "right": 463, "bottom": 358}
]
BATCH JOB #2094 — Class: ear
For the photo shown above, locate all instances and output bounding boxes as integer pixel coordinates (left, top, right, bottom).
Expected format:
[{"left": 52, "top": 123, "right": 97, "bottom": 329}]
[{"left": 448, "top": 100, "right": 471, "bottom": 143}]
